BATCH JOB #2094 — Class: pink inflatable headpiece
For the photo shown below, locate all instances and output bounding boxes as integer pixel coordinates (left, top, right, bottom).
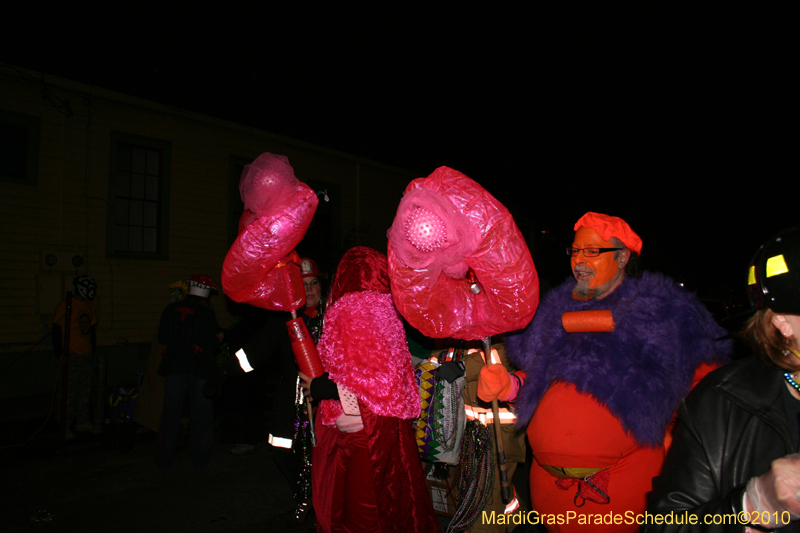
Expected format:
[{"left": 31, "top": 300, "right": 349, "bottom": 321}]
[
  {"left": 222, "top": 152, "right": 319, "bottom": 311},
  {"left": 387, "top": 166, "right": 539, "bottom": 340}
]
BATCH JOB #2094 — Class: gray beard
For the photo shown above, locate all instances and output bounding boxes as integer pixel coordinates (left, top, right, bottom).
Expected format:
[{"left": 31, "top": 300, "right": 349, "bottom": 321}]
[{"left": 572, "top": 278, "right": 597, "bottom": 299}]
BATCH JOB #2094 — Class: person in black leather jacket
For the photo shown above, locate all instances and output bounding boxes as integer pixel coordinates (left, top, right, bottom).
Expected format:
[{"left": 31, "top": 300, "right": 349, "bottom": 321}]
[{"left": 647, "top": 225, "right": 800, "bottom": 532}]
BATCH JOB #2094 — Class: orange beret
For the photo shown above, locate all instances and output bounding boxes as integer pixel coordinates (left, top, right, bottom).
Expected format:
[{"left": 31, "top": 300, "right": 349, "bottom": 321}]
[{"left": 574, "top": 212, "right": 643, "bottom": 254}]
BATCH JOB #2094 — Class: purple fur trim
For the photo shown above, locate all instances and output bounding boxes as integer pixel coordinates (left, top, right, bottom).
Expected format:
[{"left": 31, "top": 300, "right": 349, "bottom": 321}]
[{"left": 506, "top": 272, "right": 731, "bottom": 446}]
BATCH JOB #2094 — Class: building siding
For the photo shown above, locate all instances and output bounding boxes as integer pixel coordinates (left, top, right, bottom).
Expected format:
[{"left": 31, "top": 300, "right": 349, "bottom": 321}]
[{"left": 0, "top": 66, "right": 417, "bottom": 397}]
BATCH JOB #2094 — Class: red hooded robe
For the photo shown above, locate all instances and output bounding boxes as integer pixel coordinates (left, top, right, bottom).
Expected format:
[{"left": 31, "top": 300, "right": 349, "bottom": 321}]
[{"left": 312, "top": 247, "right": 440, "bottom": 533}]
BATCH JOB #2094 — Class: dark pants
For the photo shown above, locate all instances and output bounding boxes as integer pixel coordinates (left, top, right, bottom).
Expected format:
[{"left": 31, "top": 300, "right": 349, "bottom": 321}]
[
  {"left": 219, "top": 367, "right": 270, "bottom": 445},
  {"left": 55, "top": 351, "right": 94, "bottom": 428},
  {"left": 157, "top": 374, "right": 213, "bottom": 469}
]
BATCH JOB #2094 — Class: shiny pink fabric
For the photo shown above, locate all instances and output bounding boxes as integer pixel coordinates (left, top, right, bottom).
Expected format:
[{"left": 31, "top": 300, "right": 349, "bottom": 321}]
[
  {"left": 313, "top": 246, "right": 438, "bottom": 533},
  {"left": 221, "top": 152, "right": 318, "bottom": 311},
  {"left": 327, "top": 246, "right": 390, "bottom": 306},
  {"left": 316, "top": 422, "right": 379, "bottom": 532},
  {"left": 317, "top": 291, "right": 420, "bottom": 427},
  {"left": 388, "top": 166, "right": 540, "bottom": 339},
  {"left": 313, "top": 406, "right": 440, "bottom": 533}
]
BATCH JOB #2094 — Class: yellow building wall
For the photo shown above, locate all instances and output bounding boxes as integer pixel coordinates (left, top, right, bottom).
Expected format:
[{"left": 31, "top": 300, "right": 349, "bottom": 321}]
[{"left": 0, "top": 66, "right": 417, "bottom": 361}]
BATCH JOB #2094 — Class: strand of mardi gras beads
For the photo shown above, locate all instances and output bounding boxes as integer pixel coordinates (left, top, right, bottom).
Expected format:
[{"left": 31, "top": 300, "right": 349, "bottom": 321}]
[
  {"left": 293, "top": 378, "right": 312, "bottom": 505},
  {"left": 784, "top": 372, "right": 800, "bottom": 394},
  {"left": 433, "top": 374, "right": 462, "bottom": 453},
  {"left": 446, "top": 421, "right": 494, "bottom": 533}
]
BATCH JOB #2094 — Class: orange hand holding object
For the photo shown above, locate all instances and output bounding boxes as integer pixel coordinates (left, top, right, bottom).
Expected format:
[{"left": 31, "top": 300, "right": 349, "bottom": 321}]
[
  {"left": 478, "top": 364, "right": 512, "bottom": 402},
  {"left": 561, "top": 310, "right": 615, "bottom": 332}
]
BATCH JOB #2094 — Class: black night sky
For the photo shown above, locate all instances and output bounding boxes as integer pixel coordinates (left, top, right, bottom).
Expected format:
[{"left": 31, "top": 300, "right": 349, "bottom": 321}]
[{"left": 3, "top": 7, "right": 796, "bottom": 307}]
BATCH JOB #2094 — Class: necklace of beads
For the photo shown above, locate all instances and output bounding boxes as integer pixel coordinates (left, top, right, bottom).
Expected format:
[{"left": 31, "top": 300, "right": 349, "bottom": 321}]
[
  {"left": 432, "top": 374, "right": 463, "bottom": 453},
  {"left": 446, "top": 420, "right": 494, "bottom": 533},
  {"left": 784, "top": 372, "right": 800, "bottom": 394},
  {"left": 431, "top": 345, "right": 465, "bottom": 453},
  {"left": 308, "top": 312, "right": 324, "bottom": 344},
  {"left": 783, "top": 346, "right": 800, "bottom": 395},
  {"left": 292, "top": 377, "right": 313, "bottom": 504}
]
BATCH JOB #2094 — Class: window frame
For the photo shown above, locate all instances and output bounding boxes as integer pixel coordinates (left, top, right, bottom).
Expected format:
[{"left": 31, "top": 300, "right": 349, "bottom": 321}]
[
  {"left": 106, "top": 131, "right": 171, "bottom": 260},
  {"left": 0, "top": 109, "right": 40, "bottom": 186}
]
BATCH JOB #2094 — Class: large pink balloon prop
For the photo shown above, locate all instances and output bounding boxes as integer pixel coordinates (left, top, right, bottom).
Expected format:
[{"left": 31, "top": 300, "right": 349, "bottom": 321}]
[
  {"left": 222, "top": 153, "right": 318, "bottom": 311},
  {"left": 387, "top": 166, "right": 539, "bottom": 339}
]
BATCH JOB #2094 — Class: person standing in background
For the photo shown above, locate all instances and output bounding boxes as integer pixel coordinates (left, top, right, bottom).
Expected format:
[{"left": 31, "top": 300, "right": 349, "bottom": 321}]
[
  {"left": 219, "top": 257, "right": 327, "bottom": 528},
  {"left": 156, "top": 274, "right": 221, "bottom": 470},
  {"left": 52, "top": 275, "right": 98, "bottom": 439}
]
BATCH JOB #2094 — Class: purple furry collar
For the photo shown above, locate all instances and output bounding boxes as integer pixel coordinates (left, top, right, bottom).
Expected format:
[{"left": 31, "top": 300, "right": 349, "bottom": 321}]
[{"left": 506, "top": 272, "right": 731, "bottom": 446}]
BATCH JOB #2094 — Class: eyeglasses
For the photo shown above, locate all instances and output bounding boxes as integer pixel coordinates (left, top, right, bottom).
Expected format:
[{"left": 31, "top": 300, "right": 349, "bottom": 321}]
[
  {"left": 303, "top": 280, "right": 320, "bottom": 289},
  {"left": 567, "top": 247, "right": 622, "bottom": 257}
]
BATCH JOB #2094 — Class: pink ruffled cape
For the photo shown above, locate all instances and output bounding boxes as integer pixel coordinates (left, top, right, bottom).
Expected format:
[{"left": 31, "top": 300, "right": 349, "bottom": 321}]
[{"left": 317, "top": 291, "right": 421, "bottom": 427}]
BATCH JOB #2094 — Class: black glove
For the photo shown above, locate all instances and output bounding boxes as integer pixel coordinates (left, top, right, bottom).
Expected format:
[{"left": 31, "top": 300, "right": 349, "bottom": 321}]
[
  {"left": 202, "top": 374, "right": 228, "bottom": 398},
  {"left": 437, "top": 361, "right": 465, "bottom": 383},
  {"left": 310, "top": 373, "right": 340, "bottom": 401}
]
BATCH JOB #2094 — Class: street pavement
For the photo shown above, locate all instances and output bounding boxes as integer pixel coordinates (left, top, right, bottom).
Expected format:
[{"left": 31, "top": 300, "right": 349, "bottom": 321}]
[{"left": 0, "top": 416, "right": 307, "bottom": 533}]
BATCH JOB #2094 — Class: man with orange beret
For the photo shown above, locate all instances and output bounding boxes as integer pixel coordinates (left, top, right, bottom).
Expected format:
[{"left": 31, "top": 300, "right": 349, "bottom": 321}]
[{"left": 480, "top": 212, "right": 731, "bottom": 532}]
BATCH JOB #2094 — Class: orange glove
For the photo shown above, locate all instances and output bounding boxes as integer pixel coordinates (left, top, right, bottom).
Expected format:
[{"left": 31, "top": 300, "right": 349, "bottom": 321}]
[{"left": 478, "top": 364, "right": 512, "bottom": 402}]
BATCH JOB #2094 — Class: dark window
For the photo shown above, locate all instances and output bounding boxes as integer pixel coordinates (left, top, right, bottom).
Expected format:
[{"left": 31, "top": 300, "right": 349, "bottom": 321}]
[
  {"left": 0, "top": 109, "right": 40, "bottom": 185},
  {"left": 107, "top": 132, "right": 170, "bottom": 259}
]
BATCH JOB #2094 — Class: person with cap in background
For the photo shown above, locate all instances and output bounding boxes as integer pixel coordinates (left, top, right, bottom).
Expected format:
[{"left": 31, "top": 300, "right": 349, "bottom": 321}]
[
  {"left": 156, "top": 274, "right": 222, "bottom": 470},
  {"left": 646, "top": 225, "right": 800, "bottom": 532},
  {"left": 224, "top": 257, "right": 326, "bottom": 456},
  {"left": 210, "top": 257, "right": 327, "bottom": 527},
  {"left": 52, "top": 274, "right": 98, "bottom": 438},
  {"left": 299, "top": 257, "right": 325, "bottom": 344},
  {"left": 498, "top": 212, "right": 731, "bottom": 532}
]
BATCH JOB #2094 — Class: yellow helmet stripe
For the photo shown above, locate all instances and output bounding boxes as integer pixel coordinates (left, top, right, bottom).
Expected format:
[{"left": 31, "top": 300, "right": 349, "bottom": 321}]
[{"left": 766, "top": 254, "right": 789, "bottom": 278}]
